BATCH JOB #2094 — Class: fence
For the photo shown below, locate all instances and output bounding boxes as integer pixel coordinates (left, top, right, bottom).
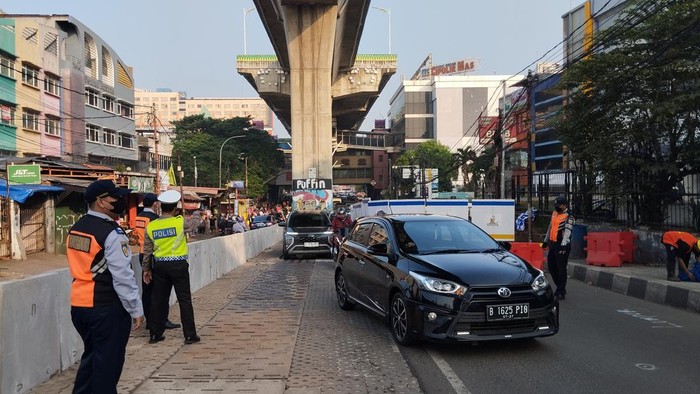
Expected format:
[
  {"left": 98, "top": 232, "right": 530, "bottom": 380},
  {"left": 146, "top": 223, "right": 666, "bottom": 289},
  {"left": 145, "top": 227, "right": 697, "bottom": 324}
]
[{"left": 508, "top": 170, "right": 700, "bottom": 232}]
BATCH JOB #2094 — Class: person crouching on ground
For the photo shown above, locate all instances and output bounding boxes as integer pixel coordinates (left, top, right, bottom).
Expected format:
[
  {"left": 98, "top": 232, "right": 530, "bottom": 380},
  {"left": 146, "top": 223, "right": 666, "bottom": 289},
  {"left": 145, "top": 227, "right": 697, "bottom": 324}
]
[
  {"left": 660, "top": 231, "right": 699, "bottom": 282},
  {"left": 142, "top": 190, "right": 200, "bottom": 345}
]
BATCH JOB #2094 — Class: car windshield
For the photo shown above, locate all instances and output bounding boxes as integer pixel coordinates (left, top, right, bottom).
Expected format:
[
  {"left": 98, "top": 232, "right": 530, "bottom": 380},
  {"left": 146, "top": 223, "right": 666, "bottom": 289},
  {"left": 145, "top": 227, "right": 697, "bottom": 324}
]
[
  {"left": 289, "top": 214, "right": 330, "bottom": 227},
  {"left": 392, "top": 219, "right": 500, "bottom": 255}
]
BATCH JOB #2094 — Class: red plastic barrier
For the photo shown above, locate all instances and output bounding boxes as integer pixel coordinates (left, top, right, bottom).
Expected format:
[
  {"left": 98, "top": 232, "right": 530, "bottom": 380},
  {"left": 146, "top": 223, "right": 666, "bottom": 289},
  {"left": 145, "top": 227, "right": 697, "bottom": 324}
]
[
  {"left": 584, "top": 231, "right": 635, "bottom": 267},
  {"left": 510, "top": 242, "right": 545, "bottom": 270}
]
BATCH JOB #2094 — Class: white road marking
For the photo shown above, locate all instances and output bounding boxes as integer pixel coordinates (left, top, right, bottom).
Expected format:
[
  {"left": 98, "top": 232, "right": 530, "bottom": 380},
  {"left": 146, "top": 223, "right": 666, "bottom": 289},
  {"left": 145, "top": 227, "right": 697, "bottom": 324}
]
[
  {"left": 616, "top": 309, "right": 682, "bottom": 328},
  {"left": 428, "top": 349, "right": 472, "bottom": 394}
]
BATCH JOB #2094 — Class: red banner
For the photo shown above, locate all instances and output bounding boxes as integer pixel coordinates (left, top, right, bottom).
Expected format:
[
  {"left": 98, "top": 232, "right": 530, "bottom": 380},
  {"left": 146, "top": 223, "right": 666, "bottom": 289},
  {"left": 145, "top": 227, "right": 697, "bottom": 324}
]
[{"left": 478, "top": 116, "right": 499, "bottom": 145}]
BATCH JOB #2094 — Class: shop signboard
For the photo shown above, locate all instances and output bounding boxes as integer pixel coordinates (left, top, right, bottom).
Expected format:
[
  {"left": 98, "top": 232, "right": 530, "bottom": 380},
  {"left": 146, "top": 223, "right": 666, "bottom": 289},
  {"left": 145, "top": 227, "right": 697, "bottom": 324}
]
[{"left": 7, "top": 164, "right": 41, "bottom": 185}]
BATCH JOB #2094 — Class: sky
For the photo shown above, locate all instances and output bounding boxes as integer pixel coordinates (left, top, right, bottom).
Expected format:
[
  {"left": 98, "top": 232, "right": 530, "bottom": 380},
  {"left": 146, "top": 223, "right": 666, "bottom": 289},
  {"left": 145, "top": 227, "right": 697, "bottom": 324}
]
[{"left": 2, "top": 0, "right": 581, "bottom": 138}]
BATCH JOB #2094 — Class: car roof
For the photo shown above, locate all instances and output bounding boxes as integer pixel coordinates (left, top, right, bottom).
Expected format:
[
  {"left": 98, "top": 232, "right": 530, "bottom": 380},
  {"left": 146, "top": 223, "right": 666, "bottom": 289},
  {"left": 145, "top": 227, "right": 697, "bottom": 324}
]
[
  {"left": 289, "top": 210, "right": 328, "bottom": 216},
  {"left": 358, "top": 213, "right": 465, "bottom": 223}
]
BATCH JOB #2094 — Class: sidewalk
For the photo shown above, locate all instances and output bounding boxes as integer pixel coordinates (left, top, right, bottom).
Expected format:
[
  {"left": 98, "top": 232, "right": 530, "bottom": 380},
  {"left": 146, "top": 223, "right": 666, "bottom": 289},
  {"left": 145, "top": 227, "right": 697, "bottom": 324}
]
[{"left": 567, "top": 258, "right": 700, "bottom": 313}]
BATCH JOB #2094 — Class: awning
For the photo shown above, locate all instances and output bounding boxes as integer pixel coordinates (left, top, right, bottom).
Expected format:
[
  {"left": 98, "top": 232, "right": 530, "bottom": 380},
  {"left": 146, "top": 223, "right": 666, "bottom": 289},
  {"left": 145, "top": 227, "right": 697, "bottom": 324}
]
[{"left": 0, "top": 179, "right": 64, "bottom": 203}]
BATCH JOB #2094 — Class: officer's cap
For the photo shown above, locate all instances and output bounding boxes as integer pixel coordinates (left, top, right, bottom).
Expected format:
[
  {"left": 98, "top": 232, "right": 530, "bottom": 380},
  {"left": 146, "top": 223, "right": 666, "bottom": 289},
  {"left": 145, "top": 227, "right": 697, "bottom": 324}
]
[
  {"left": 142, "top": 193, "right": 158, "bottom": 204},
  {"left": 85, "top": 179, "right": 131, "bottom": 203},
  {"left": 554, "top": 195, "right": 568, "bottom": 205},
  {"left": 158, "top": 190, "right": 181, "bottom": 204}
]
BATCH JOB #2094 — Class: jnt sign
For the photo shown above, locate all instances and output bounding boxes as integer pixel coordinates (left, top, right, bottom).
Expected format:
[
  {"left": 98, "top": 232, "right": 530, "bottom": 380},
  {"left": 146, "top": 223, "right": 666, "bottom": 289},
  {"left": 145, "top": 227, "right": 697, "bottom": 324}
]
[
  {"left": 7, "top": 164, "right": 41, "bottom": 185},
  {"left": 293, "top": 178, "right": 332, "bottom": 191}
]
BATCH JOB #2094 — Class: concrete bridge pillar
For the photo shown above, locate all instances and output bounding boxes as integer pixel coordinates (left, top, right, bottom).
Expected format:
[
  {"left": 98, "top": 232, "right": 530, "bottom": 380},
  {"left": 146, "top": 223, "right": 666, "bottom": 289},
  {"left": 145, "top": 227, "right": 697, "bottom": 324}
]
[{"left": 282, "top": 4, "right": 337, "bottom": 180}]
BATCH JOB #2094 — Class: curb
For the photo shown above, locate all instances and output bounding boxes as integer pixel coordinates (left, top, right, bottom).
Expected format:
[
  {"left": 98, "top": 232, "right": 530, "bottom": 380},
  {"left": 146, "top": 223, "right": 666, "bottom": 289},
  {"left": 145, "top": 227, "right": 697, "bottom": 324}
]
[{"left": 567, "top": 262, "right": 700, "bottom": 314}]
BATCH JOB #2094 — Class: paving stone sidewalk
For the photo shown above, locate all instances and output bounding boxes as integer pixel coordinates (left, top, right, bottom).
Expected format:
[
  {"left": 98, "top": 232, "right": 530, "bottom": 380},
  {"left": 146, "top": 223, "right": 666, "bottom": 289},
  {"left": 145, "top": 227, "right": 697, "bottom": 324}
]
[{"left": 30, "top": 246, "right": 420, "bottom": 394}]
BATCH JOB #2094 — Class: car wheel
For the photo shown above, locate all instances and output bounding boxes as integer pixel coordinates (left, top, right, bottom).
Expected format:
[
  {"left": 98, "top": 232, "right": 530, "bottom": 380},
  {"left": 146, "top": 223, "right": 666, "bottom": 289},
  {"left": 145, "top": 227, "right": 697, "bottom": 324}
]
[
  {"left": 335, "top": 271, "right": 356, "bottom": 310},
  {"left": 390, "top": 292, "right": 417, "bottom": 346}
]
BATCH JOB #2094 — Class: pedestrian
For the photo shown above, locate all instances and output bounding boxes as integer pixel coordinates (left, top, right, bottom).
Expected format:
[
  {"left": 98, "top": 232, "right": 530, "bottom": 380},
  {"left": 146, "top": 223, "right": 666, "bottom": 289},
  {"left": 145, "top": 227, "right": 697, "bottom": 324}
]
[
  {"left": 142, "top": 190, "right": 200, "bottom": 345},
  {"left": 660, "top": 231, "right": 699, "bottom": 282},
  {"left": 134, "top": 193, "right": 181, "bottom": 331},
  {"left": 541, "top": 195, "right": 574, "bottom": 300},
  {"left": 332, "top": 208, "right": 353, "bottom": 237},
  {"left": 66, "top": 179, "right": 144, "bottom": 393}
]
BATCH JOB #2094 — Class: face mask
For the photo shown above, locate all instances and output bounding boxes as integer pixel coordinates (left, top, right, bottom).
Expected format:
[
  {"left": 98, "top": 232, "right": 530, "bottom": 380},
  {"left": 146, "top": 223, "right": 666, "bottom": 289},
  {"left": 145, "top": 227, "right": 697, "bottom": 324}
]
[{"left": 107, "top": 198, "right": 127, "bottom": 215}]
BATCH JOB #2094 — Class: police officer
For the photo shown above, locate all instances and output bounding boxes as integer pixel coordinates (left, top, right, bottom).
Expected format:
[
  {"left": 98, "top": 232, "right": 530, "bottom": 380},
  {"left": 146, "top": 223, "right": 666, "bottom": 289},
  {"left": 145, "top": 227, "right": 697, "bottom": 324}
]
[
  {"left": 542, "top": 195, "right": 575, "bottom": 300},
  {"left": 661, "top": 231, "right": 699, "bottom": 282},
  {"left": 67, "top": 180, "right": 144, "bottom": 393},
  {"left": 142, "top": 190, "right": 200, "bottom": 344},
  {"left": 134, "top": 193, "right": 181, "bottom": 330}
]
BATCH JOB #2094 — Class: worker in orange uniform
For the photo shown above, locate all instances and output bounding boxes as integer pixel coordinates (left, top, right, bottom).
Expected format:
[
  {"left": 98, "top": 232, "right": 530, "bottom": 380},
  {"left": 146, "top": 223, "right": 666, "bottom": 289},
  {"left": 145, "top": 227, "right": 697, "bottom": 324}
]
[
  {"left": 66, "top": 180, "right": 144, "bottom": 393},
  {"left": 661, "top": 231, "right": 699, "bottom": 282},
  {"left": 541, "top": 196, "right": 575, "bottom": 300}
]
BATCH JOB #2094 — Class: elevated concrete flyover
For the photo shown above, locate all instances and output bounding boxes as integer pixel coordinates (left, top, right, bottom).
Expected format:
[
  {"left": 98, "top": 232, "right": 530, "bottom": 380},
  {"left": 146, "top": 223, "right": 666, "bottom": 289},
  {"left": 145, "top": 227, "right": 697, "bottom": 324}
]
[{"left": 243, "top": 0, "right": 396, "bottom": 182}]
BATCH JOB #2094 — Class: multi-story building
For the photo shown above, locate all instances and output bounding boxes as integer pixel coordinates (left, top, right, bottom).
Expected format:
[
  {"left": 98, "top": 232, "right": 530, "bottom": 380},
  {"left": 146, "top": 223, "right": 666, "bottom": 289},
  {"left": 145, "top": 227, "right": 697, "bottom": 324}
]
[
  {"left": 0, "top": 14, "right": 137, "bottom": 166},
  {"left": 134, "top": 89, "right": 274, "bottom": 134},
  {"left": 0, "top": 19, "right": 17, "bottom": 155}
]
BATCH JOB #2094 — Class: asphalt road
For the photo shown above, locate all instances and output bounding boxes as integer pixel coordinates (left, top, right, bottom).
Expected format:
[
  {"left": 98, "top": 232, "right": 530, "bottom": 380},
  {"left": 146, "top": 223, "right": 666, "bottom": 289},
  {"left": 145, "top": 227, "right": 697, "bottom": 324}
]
[{"left": 395, "top": 280, "right": 700, "bottom": 394}]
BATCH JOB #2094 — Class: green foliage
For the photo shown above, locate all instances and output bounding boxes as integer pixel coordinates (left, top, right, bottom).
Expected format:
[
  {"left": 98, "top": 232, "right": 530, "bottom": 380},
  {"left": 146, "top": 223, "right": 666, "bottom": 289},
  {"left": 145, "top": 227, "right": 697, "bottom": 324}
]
[
  {"left": 396, "top": 140, "right": 457, "bottom": 192},
  {"left": 553, "top": 0, "right": 700, "bottom": 223},
  {"left": 170, "top": 115, "right": 283, "bottom": 197}
]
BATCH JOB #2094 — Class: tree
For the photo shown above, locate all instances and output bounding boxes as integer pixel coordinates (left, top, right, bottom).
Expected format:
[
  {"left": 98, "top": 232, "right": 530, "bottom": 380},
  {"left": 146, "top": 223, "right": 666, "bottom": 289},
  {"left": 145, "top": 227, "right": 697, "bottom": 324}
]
[
  {"left": 554, "top": 0, "right": 700, "bottom": 224},
  {"left": 395, "top": 140, "right": 457, "bottom": 194},
  {"left": 452, "top": 147, "right": 477, "bottom": 191},
  {"left": 170, "top": 115, "right": 283, "bottom": 198}
]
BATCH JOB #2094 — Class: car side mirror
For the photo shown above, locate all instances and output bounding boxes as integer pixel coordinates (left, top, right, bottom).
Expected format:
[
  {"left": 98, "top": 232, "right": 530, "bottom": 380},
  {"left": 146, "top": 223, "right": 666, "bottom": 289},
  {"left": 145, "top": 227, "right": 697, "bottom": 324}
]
[
  {"left": 367, "top": 243, "right": 389, "bottom": 255},
  {"left": 498, "top": 241, "right": 512, "bottom": 251}
]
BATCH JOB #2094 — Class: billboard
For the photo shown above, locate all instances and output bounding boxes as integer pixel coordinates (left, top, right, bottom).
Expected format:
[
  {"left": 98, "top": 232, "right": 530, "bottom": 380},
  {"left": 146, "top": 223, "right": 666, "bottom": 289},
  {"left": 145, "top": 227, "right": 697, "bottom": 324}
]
[{"left": 478, "top": 116, "right": 500, "bottom": 145}]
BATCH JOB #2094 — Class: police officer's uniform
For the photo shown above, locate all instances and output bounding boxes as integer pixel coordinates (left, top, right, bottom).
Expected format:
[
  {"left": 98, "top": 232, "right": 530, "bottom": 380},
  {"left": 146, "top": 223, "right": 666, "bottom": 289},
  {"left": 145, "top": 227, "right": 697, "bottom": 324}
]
[
  {"left": 143, "top": 190, "right": 199, "bottom": 344},
  {"left": 67, "top": 180, "right": 143, "bottom": 393},
  {"left": 134, "top": 193, "right": 160, "bottom": 324},
  {"left": 543, "top": 196, "right": 574, "bottom": 300}
]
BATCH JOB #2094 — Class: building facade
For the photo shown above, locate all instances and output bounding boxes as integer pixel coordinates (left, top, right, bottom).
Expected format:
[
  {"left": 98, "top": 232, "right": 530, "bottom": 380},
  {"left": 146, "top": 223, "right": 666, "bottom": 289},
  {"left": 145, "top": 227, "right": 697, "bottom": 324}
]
[
  {"left": 0, "top": 14, "right": 137, "bottom": 166},
  {"left": 134, "top": 89, "right": 274, "bottom": 134}
]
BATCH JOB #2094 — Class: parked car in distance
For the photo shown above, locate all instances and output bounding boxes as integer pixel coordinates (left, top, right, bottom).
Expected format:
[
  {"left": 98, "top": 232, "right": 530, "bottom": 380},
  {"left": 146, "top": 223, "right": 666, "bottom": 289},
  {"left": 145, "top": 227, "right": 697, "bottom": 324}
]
[
  {"left": 334, "top": 214, "right": 559, "bottom": 346},
  {"left": 281, "top": 210, "right": 333, "bottom": 259},
  {"left": 251, "top": 214, "right": 275, "bottom": 230}
]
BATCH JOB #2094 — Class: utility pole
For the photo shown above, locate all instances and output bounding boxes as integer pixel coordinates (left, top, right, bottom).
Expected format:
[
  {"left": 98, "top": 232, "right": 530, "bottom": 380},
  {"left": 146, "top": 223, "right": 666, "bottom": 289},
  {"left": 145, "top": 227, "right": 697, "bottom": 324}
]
[
  {"left": 193, "top": 156, "right": 198, "bottom": 187},
  {"left": 499, "top": 79, "right": 507, "bottom": 199},
  {"left": 526, "top": 71, "right": 538, "bottom": 243},
  {"left": 152, "top": 104, "right": 160, "bottom": 194},
  {"left": 178, "top": 155, "right": 185, "bottom": 207}
]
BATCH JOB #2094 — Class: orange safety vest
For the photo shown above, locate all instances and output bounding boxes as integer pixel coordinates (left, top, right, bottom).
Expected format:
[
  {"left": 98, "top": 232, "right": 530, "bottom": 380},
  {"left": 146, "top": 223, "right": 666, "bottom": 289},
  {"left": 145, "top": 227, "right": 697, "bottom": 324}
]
[
  {"left": 548, "top": 211, "right": 570, "bottom": 243},
  {"left": 67, "top": 214, "right": 122, "bottom": 308},
  {"left": 661, "top": 231, "right": 697, "bottom": 249},
  {"left": 134, "top": 211, "right": 159, "bottom": 253}
]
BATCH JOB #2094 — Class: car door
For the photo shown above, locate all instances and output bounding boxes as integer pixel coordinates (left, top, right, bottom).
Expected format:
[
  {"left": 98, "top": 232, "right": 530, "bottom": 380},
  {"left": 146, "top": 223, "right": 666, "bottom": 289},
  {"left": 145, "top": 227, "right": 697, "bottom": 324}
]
[
  {"left": 340, "top": 222, "right": 372, "bottom": 299},
  {"left": 357, "top": 222, "right": 393, "bottom": 314}
]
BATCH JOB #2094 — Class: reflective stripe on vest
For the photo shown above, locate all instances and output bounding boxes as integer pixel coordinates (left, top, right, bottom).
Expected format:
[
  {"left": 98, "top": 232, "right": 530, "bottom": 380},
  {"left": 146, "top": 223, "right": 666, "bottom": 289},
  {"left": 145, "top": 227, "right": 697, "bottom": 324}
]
[{"left": 147, "top": 216, "right": 188, "bottom": 262}]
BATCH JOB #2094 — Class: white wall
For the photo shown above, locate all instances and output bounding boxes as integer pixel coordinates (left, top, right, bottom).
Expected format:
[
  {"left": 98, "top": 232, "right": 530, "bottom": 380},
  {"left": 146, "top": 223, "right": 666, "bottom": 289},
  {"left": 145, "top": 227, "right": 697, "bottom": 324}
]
[{"left": 0, "top": 226, "right": 283, "bottom": 394}]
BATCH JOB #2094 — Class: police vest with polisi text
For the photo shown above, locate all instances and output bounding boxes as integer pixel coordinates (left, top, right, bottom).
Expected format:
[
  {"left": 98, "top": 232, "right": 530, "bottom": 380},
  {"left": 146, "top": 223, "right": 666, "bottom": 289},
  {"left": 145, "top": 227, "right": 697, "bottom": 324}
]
[
  {"left": 147, "top": 215, "right": 188, "bottom": 262},
  {"left": 67, "top": 215, "right": 123, "bottom": 307}
]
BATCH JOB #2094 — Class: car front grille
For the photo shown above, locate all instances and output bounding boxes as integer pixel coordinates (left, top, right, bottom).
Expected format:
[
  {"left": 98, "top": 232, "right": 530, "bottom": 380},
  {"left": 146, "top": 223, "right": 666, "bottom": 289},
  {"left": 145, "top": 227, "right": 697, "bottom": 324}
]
[{"left": 466, "top": 320, "right": 537, "bottom": 336}]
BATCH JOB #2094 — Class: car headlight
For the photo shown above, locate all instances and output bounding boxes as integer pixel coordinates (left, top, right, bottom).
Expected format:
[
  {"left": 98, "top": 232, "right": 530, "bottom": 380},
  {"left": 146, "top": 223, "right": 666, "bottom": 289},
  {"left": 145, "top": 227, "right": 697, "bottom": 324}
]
[
  {"left": 531, "top": 270, "right": 549, "bottom": 291},
  {"left": 410, "top": 272, "right": 467, "bottom": 296},
  {"left": 286, "top": 231, "right": 299, "bottom": 235}
]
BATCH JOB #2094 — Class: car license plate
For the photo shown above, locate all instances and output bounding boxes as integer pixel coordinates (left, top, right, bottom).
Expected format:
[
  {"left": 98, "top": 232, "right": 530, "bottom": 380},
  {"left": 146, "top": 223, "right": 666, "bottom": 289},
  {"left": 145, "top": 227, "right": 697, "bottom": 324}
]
[
  {"left": 486, "top": 303, "right": 529, "bottom": 321},
  {"left": 304, "top": 242, "right": 319, "bottom": 247}
]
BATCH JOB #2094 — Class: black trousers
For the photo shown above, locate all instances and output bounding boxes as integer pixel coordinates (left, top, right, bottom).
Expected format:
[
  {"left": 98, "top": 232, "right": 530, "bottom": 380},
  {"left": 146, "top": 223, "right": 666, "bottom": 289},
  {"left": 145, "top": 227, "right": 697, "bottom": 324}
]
[
  {"left": 139, "top": 253, "right": 170, "bottom": 324},
  {"left": 664, "top": 244, "right": 688, "bottom": 277},
  {"left": 71, "top": 304, "right": 131, "bottom": 394},
  {"left": 150, "top": 260, "right": 196, "bottom": 338},
  {"left": 547, "top": 243, "right": 571, "bottom": 296}
]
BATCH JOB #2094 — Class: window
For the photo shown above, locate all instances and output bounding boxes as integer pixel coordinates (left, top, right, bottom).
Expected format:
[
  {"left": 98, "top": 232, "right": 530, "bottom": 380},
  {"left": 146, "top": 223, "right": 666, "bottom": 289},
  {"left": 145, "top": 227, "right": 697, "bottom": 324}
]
[
  {"left": 118, "top": 102, "right": 134, "bottom": 118},
  {"left": 1, "top": 105, "right": 15, "bottom": 126},
  {"left": 378, "top": 155, "right": 384, "bottom": 162},
  {"left": 170, "top": 97, "right": 177, "bottom": 101},
  {"left": 21, "top": 64, "right": 39, "bottom": 87},
  {"left": 102, "top": 95, "right": 115, "bottom": 113},
  {"left": 103, "top": 129, "right": 116, "bottom": 145},
  {"left": 86, "top": 124, "right": 100, "bottom": 142},
  {"left": 358, "top": 158, "right": 367, "bottom": 166},
  {"left": 0, "top": 55, "right": 14, "bottom": 78},
  {"left": 119, "top": 133, "right": 134, "bottom": 149},
  {"left": 44, "top": 116, "right": 60, "bottom": 135},
  {"left": 85, "top": 89, "right": 100, "bottom": 107},
  {"left": 44, "top": 73, "right": 60, "bottom": 96},
  {"left": 22, "top": 109, "right": 40, "bottom": 131}
]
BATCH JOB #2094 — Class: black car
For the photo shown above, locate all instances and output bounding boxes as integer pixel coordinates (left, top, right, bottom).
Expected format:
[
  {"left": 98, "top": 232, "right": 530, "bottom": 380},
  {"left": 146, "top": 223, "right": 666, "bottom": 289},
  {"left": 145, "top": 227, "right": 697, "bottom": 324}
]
[
  {"left": 281, "top": 210, "right": 333, "bottom": 259},
  {"left": 251, "top": 214, "right": 275, "bottom": 230},
  {"left": 334, "top": 214, "right": 558, "bottom": 345}
]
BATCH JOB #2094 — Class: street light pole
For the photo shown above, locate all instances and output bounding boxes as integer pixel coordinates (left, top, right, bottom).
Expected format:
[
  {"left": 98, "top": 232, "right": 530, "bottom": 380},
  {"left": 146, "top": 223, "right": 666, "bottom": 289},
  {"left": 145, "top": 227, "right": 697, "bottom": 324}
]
[
  {"left": 218, "top": 135, "right": 245, "bottom": 188},
  {"left": 193, "top": 156, "right": 197, "bottom": 187},
  {"left": 372, "top": 6, "right": 391, "bottom": 53},
  {"left": 243, "top": 7, "right": 255, "bottom": 55}
]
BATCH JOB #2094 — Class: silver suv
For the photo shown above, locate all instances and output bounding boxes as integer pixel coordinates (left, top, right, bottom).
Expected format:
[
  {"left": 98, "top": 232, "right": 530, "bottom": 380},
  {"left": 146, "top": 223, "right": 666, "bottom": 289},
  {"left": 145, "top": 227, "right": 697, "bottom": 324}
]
[{"left": 281, "top": 211, "right": 333, "bottom": 259}]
